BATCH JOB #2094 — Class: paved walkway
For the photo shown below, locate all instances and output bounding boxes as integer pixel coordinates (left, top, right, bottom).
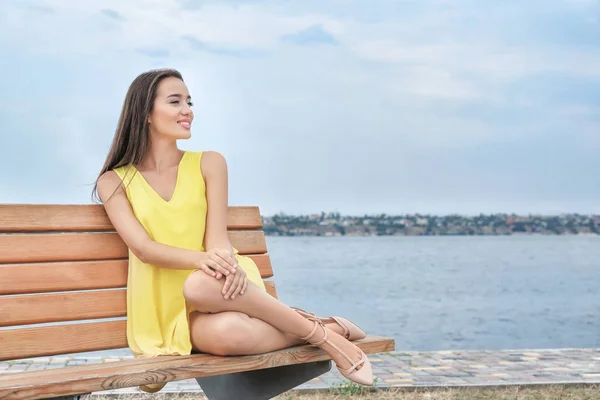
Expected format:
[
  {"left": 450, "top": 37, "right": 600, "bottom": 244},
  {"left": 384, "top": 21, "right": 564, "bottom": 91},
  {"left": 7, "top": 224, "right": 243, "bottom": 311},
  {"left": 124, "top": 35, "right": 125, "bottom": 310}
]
[{"left": 2, "top": 349, "right": 600, "bottom": 395}]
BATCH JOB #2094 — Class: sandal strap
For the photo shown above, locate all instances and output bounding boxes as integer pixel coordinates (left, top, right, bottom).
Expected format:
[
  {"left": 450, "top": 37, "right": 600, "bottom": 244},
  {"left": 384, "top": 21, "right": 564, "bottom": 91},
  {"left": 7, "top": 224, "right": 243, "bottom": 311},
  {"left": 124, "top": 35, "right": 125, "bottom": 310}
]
[
  {"left": 301, "top": 318, "right": 328, "bottom": 346},
  {"left": 300, "top": 318, "right": 319, "bottom": 341},
  {"left": 337, "top": 353, "right": 367, "bottom": 375},
  {"left": 310, "top": 323, "right": 328, "bottom": 346}
]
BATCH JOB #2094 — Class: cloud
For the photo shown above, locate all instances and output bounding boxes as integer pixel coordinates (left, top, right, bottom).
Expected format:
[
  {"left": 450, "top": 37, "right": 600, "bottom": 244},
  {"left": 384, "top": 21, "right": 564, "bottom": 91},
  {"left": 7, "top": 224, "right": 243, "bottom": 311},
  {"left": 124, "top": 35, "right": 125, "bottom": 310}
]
[
  {"left": 0, "top": 0, "right": 599, "bottom": 214},
  {"left": 281, "top": 24, "right": 338, "bottom": 46},
  {"left": 136, "top": 48, "right": 170, "bottom": 58},
  {"left": 182, "top": 35, "right": 265, "bottom": 58},
  {"left": 99, "top": 8, "right": 123, "bottom": 21}
]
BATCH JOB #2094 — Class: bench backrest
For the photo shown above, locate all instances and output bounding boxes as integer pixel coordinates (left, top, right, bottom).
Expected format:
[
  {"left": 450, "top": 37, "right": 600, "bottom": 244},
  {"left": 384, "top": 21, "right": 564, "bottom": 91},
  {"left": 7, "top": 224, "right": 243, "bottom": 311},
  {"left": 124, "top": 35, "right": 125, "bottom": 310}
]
[{"left": 0, "top": 205, "right": 274, "bottom": 362}]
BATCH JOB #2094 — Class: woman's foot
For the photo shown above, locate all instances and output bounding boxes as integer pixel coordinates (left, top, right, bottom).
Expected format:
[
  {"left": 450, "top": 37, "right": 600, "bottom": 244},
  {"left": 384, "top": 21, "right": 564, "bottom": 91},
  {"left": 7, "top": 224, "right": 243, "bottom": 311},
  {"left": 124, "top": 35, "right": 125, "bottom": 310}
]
[
  {"left": 293, "top": 308, "right": 367, "bottom": 341},
  {"left": 301, "top": 317, "right": 373, "bottom": 386}
]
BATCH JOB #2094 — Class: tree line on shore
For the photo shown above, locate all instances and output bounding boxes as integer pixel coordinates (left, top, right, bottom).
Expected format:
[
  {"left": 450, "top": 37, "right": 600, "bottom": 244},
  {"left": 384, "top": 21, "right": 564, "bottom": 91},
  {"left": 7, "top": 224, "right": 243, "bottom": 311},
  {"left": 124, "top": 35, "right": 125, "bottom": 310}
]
[{"left": 261, "top": 212, "right": 600, "bottom": 236}]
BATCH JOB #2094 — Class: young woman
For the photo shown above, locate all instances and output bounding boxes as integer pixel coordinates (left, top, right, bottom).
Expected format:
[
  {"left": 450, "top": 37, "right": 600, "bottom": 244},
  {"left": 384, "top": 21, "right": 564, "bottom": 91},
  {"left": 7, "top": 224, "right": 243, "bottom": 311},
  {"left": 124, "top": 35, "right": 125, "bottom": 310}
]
[{"left": 93, "top": 69, "right": 372, "bottom": 392}]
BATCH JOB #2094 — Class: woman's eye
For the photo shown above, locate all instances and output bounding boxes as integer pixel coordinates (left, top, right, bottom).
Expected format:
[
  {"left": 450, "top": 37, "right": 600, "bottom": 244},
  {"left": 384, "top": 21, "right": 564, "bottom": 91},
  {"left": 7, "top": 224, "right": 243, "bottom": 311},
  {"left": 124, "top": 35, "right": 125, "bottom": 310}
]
[{"left": 188, "top": 102, "right": 194, "bottom": 107}]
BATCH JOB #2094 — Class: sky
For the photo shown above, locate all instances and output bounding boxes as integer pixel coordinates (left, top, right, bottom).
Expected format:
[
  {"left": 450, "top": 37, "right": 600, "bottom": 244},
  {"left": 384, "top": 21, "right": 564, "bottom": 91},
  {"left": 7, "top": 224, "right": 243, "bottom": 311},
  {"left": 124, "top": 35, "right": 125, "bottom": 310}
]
[{"left": 1, "top": 0, "right": 599, "bottom": 216}]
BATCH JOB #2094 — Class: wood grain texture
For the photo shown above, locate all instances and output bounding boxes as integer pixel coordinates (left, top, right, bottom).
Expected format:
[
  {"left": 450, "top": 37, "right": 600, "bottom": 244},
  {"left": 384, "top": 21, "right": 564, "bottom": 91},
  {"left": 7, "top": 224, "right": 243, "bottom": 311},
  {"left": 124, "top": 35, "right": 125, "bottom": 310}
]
[
  {"left": 0, "top": 289, "right": 127, "bottom": 327},
  {"left": 0, "top": 336, "right": 395, "bottom": 400},
  {"left": 1, "top": 279, "right": 275, "bottom": 328},
  {"left": 264, "top": 281, "right": 277, "bottom": 298},
  {"left": 0, "top": 336, "right": 394, "bottom": 383},
  {"left": 0, "top": 204, "right": 112, "bottom": 233},
  {"left": 0, "top": 205, "right": 262, "bottom": 232},
  {"left": 0, "top": 233, "right": 127, "bottom": 264},
  {"left": 0, "top": 260, "right": 128, "bottom": 295},
  {"left": 0, "top": 321, "right": 127, "bottom": 361},
  {"left": 0, "top": 254, "right": 272, "bottom": 295},
  {"left": 0, "top": 281, "right": 276, "bottom": 354},
  {"left": 0, "top": 231, "right": 266, "bottom": 264},
  {"left": 229, "top": 231, "right": 267, "bottom": 255},
  {"left": 0, "top": 203, "right": 397, "bottom": 400}
]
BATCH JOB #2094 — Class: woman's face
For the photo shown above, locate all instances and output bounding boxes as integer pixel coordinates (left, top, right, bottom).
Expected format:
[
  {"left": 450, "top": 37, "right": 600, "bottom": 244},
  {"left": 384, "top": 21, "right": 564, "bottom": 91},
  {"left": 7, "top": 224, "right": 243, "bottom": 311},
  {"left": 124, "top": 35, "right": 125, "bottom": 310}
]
[{"left": 148, "top": 77, "right": 194, "bottom": 140}]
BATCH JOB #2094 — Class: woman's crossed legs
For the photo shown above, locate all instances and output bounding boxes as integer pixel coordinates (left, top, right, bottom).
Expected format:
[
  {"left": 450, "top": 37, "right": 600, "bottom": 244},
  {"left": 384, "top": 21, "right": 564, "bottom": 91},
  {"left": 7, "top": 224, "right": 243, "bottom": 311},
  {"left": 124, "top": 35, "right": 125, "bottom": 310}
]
[{"left": 183, "top": 270, "right": 372, "bottom": 385}]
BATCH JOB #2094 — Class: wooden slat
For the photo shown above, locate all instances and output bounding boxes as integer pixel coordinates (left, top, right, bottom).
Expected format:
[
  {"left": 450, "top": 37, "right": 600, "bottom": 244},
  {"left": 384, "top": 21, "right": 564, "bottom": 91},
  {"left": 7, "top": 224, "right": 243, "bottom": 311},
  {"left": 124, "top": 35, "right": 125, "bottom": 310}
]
[
  {"left": 0, "top": 260, "right": 128, "bottom": 295},
  {"left": 0, "top": 255, "right": 272, "bottom": 295},
  {"left": 0, "top": 233, "right": 127, "bottom": 264},
  {"left": 0, "top": 336, "right": 395, "bottom": 399},
  {"left": 229, "top": 231, "right": 267, "bottom": 255},
  {"left": 251, "top": 254, "right": 273, "bottom": 278},
  {"left": 0, "top": 205, "right": 262, "bottom": 232},
  {"left": 264, "top": 281, "right": 277, "bottom": 298},
  {"left": 227, "top": 206, "right": 262, "bottom": 229},
  {"left": 0, "top": 231, "right": 266, "bottom": 264},
  {"left": 0, "top": 281, "right": 276, "bottom": 327},
  {"left": 0, "top": 204, "right": 112, "bottom": 233},
  {"left": 0, "top": 335, "right": 394, "bottom": 383},
  {"left": 0, "top": 289, "right": 126, "bottom": 327},
  {"left": 0, "top": 321, "right": 127, "bottom": 361}
]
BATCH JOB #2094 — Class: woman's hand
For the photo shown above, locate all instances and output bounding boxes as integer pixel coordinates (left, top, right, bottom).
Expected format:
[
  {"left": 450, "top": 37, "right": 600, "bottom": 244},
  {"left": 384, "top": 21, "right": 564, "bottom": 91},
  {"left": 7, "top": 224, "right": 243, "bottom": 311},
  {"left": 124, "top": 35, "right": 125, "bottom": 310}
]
[
  {"left": 194, "top": 248, "right": 238, "bottom": 279},
  {"left": 222, "top": 266, "right": 248, "bottom": 300}
]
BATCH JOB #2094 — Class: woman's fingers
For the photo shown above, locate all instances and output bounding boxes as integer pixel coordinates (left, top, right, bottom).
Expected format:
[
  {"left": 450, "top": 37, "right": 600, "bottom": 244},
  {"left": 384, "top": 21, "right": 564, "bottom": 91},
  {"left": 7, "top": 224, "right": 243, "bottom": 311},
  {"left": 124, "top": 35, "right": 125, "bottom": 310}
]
[
  {"left": 240, "top": 276, "right": 248, "bottom": 296},
  {"left": 213, "top": 249, "right": 238, "bottom": 274},
  {"left": 222, "top": 274, "right": 233, "bottom": 296},
  {"left": 231, "top": 275, "right": 246, "bottom": 300},
  {"left": 225, "top": 273, "right": 241, "bottom": 300},
  {"left": 199, "top": 265, "right": 216, "bottom": 278},
  {"left": 207, "top": 258, "right": 231, "bottom": 276}
]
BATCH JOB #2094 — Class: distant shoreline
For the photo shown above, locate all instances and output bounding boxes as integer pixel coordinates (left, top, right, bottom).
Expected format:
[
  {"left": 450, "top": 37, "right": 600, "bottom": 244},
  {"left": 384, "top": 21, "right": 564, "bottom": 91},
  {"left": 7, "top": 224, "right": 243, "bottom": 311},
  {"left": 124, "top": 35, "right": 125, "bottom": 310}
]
[
  {"left": 261, "top": 212, "right": 600, "bottom": 237},
  {"left": 264, "top": 232, "right": 600, "bottom": 237}
]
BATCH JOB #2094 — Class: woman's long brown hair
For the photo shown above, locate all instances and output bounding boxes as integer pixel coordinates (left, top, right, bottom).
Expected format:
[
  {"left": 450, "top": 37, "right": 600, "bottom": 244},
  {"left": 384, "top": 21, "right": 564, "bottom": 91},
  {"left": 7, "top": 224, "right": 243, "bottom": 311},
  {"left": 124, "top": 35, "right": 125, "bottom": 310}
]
[{"left": 91, "top": 68, "right": 184, "bottom": 203}]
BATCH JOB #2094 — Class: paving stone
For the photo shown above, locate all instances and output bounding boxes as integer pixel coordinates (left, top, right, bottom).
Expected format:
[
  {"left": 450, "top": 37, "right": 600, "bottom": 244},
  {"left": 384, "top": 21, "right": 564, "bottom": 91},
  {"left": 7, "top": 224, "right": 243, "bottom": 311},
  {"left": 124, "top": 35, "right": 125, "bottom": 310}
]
[
  {"left": 7, "top": 365, "right": 28, "bottom": 372},
  {"left": 27, "top": 364, "right": 49, "bottom": 371}
]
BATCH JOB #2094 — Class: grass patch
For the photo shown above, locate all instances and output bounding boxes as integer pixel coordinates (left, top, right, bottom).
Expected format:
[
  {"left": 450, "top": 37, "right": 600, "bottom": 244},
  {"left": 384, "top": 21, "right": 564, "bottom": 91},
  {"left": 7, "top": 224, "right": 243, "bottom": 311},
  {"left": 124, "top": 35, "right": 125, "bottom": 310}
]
[{"left": 88, "top": 384, "right": 600, "bottom": 399}]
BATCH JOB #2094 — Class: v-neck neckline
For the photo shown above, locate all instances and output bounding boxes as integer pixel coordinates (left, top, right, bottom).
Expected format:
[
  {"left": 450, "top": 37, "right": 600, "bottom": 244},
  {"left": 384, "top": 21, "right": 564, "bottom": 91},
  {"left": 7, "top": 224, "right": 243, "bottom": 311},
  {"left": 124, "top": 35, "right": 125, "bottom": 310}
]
[{"left": 132, "top": 151, "right": 187, "bottom": 204}]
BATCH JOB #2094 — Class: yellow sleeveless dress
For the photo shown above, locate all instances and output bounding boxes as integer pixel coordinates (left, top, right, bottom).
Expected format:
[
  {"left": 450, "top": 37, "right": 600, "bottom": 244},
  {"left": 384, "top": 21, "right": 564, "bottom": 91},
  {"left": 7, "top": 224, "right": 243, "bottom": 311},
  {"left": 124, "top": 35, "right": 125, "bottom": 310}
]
[{"left": 114, "top": 150, "right": 266, "bottom": 358}]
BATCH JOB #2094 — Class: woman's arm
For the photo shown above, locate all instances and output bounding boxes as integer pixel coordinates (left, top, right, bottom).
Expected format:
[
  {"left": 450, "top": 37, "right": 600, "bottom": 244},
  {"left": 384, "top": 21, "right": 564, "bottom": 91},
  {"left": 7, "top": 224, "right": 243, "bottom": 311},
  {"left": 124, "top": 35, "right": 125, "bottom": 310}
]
[
  {"left": 202, "top": 151, "right": 235, "bottom": 253},
  {"left": 201, "top": 151, "right": 249, "bottom": 299},
  {"left": 97, "top": 170, "right": 236, "bottom": 276}
]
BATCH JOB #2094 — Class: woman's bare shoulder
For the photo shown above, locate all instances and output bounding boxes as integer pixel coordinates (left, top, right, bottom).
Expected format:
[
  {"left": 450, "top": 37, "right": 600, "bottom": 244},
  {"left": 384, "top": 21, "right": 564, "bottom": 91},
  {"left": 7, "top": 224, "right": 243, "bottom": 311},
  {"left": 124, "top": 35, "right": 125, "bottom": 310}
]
[
  {"left": 97, "top": 170, "right": 126, "bottom": 203},
  {"left": 200, "top": 151, "right": 227, "bottom": 178}
]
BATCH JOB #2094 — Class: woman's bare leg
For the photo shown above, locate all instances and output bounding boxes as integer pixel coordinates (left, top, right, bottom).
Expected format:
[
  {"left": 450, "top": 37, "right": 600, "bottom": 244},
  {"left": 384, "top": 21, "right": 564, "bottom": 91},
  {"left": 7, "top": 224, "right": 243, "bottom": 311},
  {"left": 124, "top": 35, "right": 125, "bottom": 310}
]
[
  {"left": 190, "top": 311, "right": 353, "bottom": 356},
  {"left": 183, "top": 272, "right": 364, "bottom": 372},
  {"left": 190, "top": 311, "right": 305, "bottom": 355}
]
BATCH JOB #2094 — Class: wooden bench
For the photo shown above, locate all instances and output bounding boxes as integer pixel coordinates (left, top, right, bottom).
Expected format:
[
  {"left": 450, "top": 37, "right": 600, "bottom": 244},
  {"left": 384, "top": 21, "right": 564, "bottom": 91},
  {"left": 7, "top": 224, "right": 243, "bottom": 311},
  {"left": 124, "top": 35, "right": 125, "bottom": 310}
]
[{"left": 0, "top": 204, "right": 395, "bottom": 400}]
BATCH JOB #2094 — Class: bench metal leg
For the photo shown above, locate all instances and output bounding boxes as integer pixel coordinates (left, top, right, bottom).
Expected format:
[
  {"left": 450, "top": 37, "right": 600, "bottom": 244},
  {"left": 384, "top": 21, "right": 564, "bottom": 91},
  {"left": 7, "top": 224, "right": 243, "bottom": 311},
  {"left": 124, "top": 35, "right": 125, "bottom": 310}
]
[
  {"left": 196, "top": 361, "right": 331, "bottom": 400},
  {"left": 43, "top": 395, "right": 89, "bottom": 400}
]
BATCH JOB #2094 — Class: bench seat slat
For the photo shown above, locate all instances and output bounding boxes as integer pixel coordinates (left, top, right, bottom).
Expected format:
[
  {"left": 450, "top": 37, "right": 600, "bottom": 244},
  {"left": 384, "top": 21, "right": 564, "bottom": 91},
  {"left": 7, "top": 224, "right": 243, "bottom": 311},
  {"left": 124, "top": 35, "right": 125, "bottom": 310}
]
[
  {"left": 0, "top": 259, "right": 128, "bottom": 295},
  {"left": 0, "top": 281, "right": 277, "bottom": 328},
  {"left": 0, "top": 321, "right": 127, "bottom": 361},
  {"left": 0, "top": 289, "right": 126, "bottom": 327},
  {"left": 0, "top": 205, "right": 262, "bottom": 232},
  {"left": 0, "top": 336, "right": 395, "bottom": 400},
  {"left": 0, "top": 255, "right": 273, "bottom": 296},
  {"left": 0, "top": 231, "right": 267, "bottom": 264},
  {"left": 0, "top": 283, "right": 278, "bottom": 360}
]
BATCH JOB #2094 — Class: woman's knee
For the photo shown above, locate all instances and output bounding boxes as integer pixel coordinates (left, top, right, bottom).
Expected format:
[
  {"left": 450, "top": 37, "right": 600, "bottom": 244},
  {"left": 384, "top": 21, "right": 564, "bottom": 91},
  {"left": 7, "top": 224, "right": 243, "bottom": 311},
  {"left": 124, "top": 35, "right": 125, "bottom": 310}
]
[{"left": 182, "top": 270, "right": 221, "bottom": 307}]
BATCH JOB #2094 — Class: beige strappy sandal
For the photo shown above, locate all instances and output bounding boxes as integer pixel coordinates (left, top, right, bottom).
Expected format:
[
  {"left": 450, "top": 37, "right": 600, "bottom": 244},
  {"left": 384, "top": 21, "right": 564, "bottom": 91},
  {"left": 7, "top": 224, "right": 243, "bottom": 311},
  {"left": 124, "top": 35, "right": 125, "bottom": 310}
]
[
  {"left": 301, "top": 316, "right": 373, "bottom": 386},
  {"left": 293, "top": 307, "right": 367, "bottom": 341}
]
